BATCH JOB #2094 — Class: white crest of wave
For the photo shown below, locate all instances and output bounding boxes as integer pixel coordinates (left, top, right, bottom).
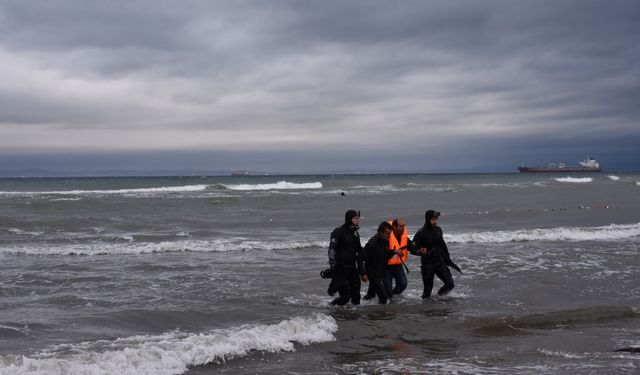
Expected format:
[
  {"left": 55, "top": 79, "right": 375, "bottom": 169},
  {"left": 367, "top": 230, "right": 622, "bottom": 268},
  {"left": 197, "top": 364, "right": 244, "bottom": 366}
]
[
  {"left": 554, "top": 177, "right": 593, "bottom": 183},
  {"left": 0, "top": 314, "right": 337, "bottom": 375},
  {"left": 222, "top": 181, "right": 322, "bottom": 190},
  {"left": 0, "top": 185, "right": 209, "bottom": 196},
  {"left": 0, "top": 238, "right": 327, "bottom": 256},
  {"left": 607, "top": 175, "right": 620, "bottom": 181},
  {"left": 446, "top": 223, "right": 640, "bottom": 243}
]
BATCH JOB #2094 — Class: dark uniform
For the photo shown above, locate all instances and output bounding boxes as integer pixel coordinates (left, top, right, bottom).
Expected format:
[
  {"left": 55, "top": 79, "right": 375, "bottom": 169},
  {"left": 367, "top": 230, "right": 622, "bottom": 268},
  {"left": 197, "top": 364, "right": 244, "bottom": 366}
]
[
  {"left": 328, "top": 210, "right": 364, "bottom": 305},
  {"left": 411, "top": 210, "right": 461, "bottom": 298},
  {"left": 362, "top": 233, "right": 395, "bottom": 304}
]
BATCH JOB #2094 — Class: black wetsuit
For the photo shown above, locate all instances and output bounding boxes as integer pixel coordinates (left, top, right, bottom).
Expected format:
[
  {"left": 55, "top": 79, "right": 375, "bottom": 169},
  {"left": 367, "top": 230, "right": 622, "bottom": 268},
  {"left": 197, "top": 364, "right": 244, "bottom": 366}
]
[
  {"left": 328, "top": 222, "right": 364, "bottom": 305},
  {"left": 411, "top": 222, "right": 456, "bottom": 298},
  {"left": 362, "top": 234, "right": 395, "bottom": 304}
]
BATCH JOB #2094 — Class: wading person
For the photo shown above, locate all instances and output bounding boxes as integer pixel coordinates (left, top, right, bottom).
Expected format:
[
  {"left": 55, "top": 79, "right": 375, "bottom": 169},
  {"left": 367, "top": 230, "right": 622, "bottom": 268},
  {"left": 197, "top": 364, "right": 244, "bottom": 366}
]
[
  {"left": 327, "top": 209, "right": 365, "bottom": 305},
  {"left": 411, "top": 210, "right": 461, "bottom": 298},
  {"left": 386, "top": 218, "right": 410, "bottom": 295},
  {"left": 362, "top": 222, "right": 402, "bottom": 304}
]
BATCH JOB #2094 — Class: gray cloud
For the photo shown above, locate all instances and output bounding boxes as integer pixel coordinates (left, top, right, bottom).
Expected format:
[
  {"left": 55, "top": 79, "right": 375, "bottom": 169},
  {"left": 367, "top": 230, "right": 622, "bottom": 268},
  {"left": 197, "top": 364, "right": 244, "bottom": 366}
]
[{"left": 0, "top": 0, "right": 639, "bottom": 171}]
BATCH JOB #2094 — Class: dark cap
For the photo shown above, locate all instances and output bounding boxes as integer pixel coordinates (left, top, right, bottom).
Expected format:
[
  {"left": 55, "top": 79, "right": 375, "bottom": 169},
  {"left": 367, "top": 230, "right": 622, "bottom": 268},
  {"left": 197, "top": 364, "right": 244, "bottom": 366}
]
[{"left": 345, "top": 209, "right": 359, "bottom": 223}]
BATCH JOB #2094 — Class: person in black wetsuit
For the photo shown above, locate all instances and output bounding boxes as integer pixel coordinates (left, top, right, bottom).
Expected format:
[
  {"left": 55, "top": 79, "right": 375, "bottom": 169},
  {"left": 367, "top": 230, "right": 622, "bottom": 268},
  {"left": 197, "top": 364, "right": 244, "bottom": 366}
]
[
  {"left": 362, "top": 221, "right": 403, "bottom": 304},
  {"left": 411, "top": 210, "right": 462, "bottom": 298},
  {"left": 327, "top": 209, "right": 366, "bottom": 305}
]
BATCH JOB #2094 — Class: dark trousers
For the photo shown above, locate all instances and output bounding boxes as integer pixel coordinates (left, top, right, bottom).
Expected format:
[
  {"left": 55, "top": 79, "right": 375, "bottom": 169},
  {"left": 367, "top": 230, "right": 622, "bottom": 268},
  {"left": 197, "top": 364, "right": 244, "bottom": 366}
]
[
  {"left": 369, "top": 277, "right": 390, "bottom": 304},
  {"left": 385, "top": 264, "right": 407, "bottom": 295},
  {"left": 330, "top": 266, "right": 361, "bottom": 306},
  {"left": 420, "top": 263, "right": 454, "bottom": 298}
]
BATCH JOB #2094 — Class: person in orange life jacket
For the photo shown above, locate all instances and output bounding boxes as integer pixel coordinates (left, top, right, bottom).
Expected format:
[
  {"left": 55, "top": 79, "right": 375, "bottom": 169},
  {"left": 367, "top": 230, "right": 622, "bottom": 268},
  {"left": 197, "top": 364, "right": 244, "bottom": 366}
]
[
  {"left": 327, "top": 209, "right": 366, "bottom": 306},
  {"left": 410, "top": 210, "right": 462, "bottom": 298},
  {"left": 385, "top": 218, "right": 411, "bottom": 295},
  {"left": 362, "top": 222, "right": 403, "bottom": 304}
]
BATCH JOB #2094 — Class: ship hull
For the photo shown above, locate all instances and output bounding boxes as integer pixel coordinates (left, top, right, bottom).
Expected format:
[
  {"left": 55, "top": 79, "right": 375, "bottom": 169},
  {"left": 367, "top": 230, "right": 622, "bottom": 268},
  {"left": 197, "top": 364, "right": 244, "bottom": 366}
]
[{"left": 518, "top": 167, "right": 601, "bottom": 173}]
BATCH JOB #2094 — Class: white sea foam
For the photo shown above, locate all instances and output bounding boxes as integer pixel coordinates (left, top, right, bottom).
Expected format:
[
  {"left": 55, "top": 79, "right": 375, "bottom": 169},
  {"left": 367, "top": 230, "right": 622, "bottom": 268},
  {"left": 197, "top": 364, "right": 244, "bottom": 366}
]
[
  {"left": 222, "top": 181, "right": 322, "bottom": 190},
  {"left": 446, "top": 223, "right": 640, "bottom": 243},
  {"left": 7, "top": 228, "right": 44, "bottom": 236},
  {"left": 350, "top": 184, "right": 454, "bottom": 194},
  {"left": 0, "top": 185, "right": 209, "bottom": 196},
  {"left": 338, "top": 358, "right": 553, "bottom": 375},
  {"left": 537, "top": 348, "right": 585, "bottom": 359},
  {"left": 554, "top": 177, "right": 593, "bottom": 183},
  {"left": 0, "top": 314, "right": 337, "bottom": 375},
  {"left": 607, "top": 175, "right": 620, "bottom": 181},
  {"left": 0, "top": 238, "right": 327, "bottom": 256}
]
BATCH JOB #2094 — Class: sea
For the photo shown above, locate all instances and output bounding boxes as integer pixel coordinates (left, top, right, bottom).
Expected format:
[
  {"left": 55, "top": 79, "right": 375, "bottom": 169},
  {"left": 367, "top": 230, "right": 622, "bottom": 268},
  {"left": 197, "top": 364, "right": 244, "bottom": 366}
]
[{"left": 0, "top": 173, "right": 638, "bottom": 374}]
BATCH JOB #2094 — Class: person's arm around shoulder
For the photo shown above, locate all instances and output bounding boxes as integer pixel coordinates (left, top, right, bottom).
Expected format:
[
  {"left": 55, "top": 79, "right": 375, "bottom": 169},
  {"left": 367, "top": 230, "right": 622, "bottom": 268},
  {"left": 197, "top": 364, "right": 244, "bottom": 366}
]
[{"left": 410, "top": 229, "right": 428, "bottom": 256}]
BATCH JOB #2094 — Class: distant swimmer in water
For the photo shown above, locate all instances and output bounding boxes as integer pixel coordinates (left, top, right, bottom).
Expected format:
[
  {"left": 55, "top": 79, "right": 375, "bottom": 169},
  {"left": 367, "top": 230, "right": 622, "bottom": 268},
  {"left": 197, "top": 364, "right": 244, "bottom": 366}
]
[
  {"left": 410, "top": 210, "right": 462, "bottom": 298},
  {"left": 340, "top": 192, "right": 346, "bottom": 196},
  {"left": 362, "top": 222, "right": 402, "bottom": 304},
  {"left": 327, "top": 209, "right": 365, "bottom": 306}
]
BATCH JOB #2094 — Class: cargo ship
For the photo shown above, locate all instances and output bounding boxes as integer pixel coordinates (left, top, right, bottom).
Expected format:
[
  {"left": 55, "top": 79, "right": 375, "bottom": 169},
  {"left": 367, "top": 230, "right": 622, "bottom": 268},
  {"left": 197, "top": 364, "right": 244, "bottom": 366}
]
[{"left": 518, "top": 157, "right": 601, "bottom": 173}]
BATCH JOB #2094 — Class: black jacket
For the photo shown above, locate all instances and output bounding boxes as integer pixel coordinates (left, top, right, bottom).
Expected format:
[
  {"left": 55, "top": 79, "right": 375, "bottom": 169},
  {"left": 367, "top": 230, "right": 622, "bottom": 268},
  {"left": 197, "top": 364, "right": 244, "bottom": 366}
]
[
  {"left": 411, "top": 224, "right": 454, "bottom": 267},
  {"left": 328, "top": 223, "right": 364, "bottom": 273},
  {"left": 362, "top": 234, "right": 394, "bottom": 279}
]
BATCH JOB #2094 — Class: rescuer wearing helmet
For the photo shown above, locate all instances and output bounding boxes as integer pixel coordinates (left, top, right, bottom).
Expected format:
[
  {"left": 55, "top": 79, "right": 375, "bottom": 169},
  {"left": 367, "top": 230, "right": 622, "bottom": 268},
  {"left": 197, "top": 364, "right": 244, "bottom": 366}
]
[
  {"left": 411, "top": 210, "right": 462, "bottom": 298},
  {"left": 327, "top": 209, "right": 366, "bottom": 305}
]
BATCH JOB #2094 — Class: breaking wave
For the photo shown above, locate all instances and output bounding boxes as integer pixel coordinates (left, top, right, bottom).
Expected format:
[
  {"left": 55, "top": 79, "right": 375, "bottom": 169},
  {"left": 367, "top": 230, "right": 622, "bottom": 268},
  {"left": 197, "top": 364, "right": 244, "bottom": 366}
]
[
  {"left": 554, "top": 177, "right": 593, "bottom": 183},
  {"left": 0, "top": 185, "right": 209, "bottom": 196},
  {"left": 446, "top": 223, "right": 640, "bottom": 243},
  {"left": 0, "top": 238, "right": 327, "bottom": 256},
  {"left": 4, "top": 222, "right": 640, "bottom": 255},
  {"left": 221, "top": 181, "right": 322, "bottom": 190},
  {"left": 0, "top": 314, "right": 337, "bottom": 375},
  {"left": 607, "top": 175, "right": 620, "bottom": 181}
]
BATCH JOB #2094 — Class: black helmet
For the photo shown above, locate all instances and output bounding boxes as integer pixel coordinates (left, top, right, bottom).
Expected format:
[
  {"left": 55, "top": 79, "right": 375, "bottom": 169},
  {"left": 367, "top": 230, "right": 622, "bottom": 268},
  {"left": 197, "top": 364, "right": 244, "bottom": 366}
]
[
  {"left": 425, "top": 209, "right": 441, "bottom": 222},
  {"left": 344, "top": 209, "right": 360, "bottom": 224}
]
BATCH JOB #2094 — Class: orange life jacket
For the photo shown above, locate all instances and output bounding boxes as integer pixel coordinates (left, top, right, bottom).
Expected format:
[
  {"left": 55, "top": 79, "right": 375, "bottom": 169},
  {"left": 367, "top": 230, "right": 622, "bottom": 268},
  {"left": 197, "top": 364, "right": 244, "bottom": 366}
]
[{"left": 387, "top": 220, "right": 409, "bottom": 265}]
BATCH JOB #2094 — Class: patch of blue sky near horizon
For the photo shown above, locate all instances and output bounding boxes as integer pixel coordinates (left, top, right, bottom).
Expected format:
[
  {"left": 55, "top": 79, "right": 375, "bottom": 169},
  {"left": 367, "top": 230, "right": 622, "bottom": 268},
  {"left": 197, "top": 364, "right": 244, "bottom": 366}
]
[{"left": 0, "top": 0, "right": 639, "bottom": 172}]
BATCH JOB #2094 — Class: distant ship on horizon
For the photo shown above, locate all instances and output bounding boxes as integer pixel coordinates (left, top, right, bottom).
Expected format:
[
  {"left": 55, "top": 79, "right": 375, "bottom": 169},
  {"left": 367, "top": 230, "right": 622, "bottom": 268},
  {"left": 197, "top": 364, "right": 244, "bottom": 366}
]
[{"left": 518, "top": 157, "right": 601, "bottom": 173}]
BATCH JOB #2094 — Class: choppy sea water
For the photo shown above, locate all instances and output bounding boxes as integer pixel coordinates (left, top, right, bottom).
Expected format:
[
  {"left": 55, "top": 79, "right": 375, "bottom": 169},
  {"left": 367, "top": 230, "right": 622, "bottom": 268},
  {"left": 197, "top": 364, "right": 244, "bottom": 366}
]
[{"left": 0, "top": 173, "right": 638, "bottom": 374}]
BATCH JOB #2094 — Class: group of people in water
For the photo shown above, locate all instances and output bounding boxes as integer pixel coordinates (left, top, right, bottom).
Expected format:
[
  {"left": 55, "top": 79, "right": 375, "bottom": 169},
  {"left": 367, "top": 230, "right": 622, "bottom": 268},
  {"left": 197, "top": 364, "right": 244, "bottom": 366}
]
[{"left": 324, "top": 209, "right": 462, "bottom": 305}]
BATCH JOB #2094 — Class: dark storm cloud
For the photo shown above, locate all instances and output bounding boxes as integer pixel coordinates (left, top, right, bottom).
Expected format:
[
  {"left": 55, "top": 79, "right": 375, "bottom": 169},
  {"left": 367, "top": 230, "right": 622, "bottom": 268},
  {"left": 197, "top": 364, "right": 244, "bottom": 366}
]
[{"left": 0, "top": 0, "right": 639, "bottom": 171}]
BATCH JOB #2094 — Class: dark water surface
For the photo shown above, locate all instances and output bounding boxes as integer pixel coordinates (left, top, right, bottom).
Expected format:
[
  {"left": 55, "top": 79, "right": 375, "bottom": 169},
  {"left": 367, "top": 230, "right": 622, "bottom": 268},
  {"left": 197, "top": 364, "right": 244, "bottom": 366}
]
[{"left": 1, "top": 173, "right": 639, "bottom": 374}]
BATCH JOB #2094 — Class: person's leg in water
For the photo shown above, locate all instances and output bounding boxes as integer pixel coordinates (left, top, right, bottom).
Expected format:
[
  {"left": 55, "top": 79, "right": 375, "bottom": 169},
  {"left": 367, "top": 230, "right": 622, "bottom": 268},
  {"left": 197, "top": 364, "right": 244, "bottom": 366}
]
[
  {"left": 420, "top": 264, "right": 436, "bottom": 298},
  {"left": 329, "top": 268, "right": 350, "bottom": 306},
  {"left": 348, "top": 268, "right": 361, "bottom": 305},
  {"left": 388, "top": 264, "right": 407, "bottom": 295},
  {"left": 363, "top": 280, "right": 375, "bottom": 300},
  {"left": 372, "top": 278, "right": 388, "bottom": 304},
  {"left": 327, "top": 274, "right": 340, "bottom": 296},
  {"left": 435, "top": 264, "right": 455, "bottom": 296}
]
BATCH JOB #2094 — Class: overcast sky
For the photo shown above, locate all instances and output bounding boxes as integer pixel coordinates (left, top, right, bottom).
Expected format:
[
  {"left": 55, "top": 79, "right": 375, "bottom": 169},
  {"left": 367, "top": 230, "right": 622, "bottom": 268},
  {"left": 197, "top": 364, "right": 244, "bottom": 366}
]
[{"left": 1, "top": 0, "right": 639, "bottom": 174}]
